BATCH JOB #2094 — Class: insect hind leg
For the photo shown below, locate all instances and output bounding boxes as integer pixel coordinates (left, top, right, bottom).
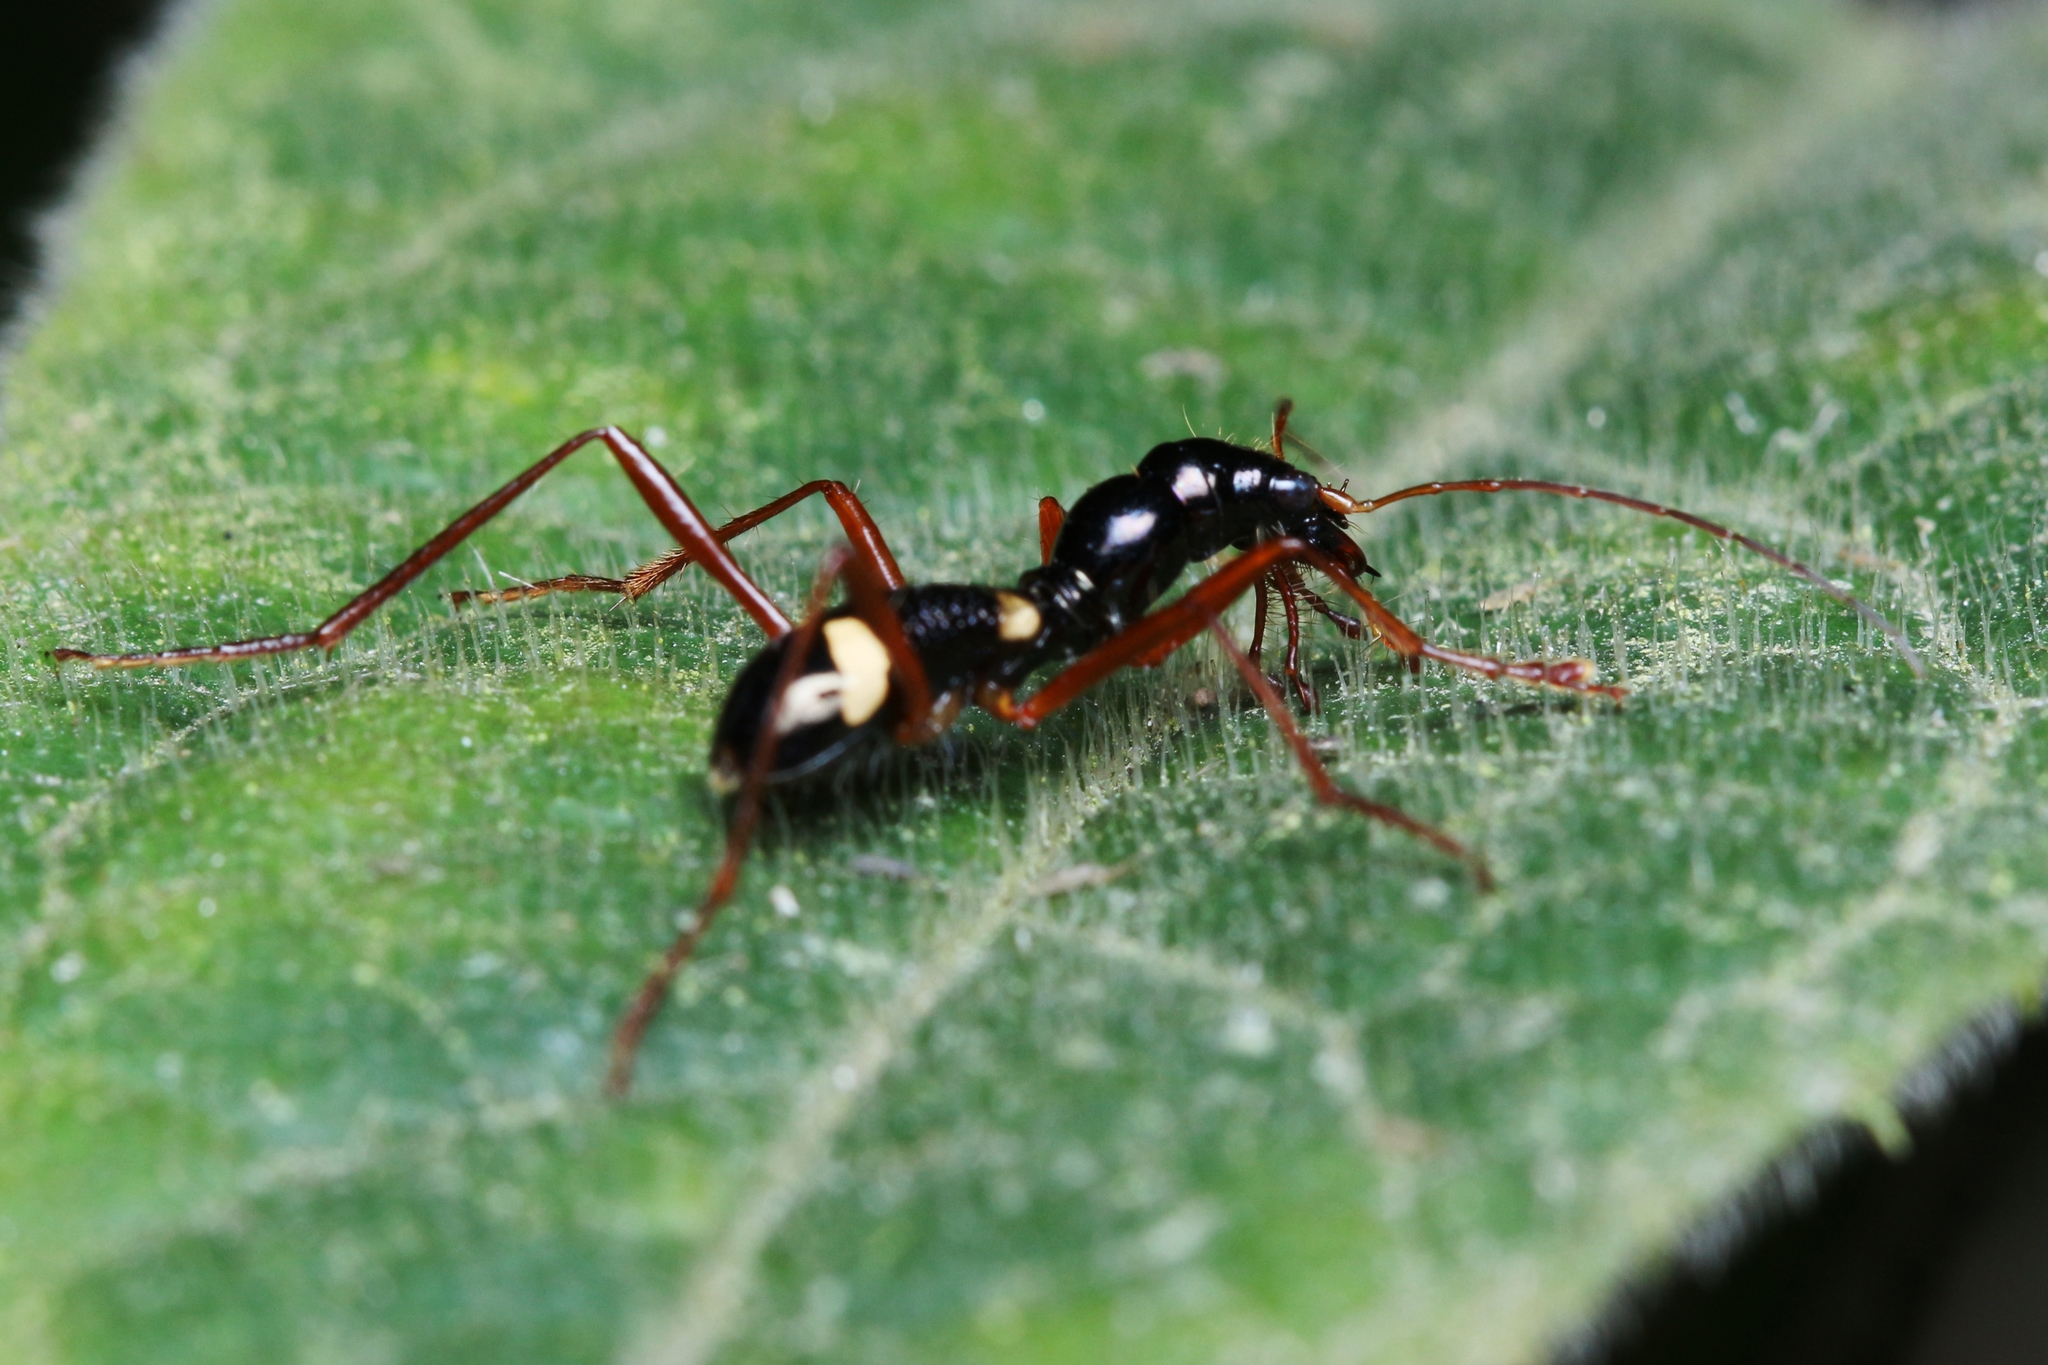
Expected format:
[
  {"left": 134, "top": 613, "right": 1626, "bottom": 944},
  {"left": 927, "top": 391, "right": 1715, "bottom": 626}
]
[
  {"left": 52, "top": 426, "right": 792, "bottom": 668},
  {"left": 605, "top": 546, "right": 851, "bottom": 1099}
]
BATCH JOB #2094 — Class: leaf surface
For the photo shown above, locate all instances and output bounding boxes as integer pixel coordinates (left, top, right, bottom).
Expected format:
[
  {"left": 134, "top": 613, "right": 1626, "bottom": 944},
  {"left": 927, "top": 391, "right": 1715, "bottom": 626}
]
[{"left": 6, "top": 1, "right": 2048, "bottom": 1361}]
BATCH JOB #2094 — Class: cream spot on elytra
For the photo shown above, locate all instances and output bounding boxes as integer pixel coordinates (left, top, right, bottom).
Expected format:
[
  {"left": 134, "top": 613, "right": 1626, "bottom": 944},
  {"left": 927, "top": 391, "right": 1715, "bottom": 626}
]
[
  {"left": 773, "top": 672, "right": 846, "bottom": 735},
  {"left": 995, "top": 592, "right": 1042, "bottom": 642},
  {"left": 822, "top": 618, "right": 891, "bottom": 725}
]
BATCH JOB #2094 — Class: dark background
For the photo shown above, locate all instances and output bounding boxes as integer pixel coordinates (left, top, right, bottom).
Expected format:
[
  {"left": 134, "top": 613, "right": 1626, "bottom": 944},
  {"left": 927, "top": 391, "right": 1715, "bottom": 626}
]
[
  {"left": 3, "top": 5, "right": 2043, "bottom": 1362},
  {"left": 0, "top": 3, "right": 164, "bottom": 331}
]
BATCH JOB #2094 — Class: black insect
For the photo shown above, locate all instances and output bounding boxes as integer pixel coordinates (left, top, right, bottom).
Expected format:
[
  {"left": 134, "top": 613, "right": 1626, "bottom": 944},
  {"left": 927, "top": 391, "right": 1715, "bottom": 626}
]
[{"left": 53, "top": 402, "right": 1924, "bottom": 1094}]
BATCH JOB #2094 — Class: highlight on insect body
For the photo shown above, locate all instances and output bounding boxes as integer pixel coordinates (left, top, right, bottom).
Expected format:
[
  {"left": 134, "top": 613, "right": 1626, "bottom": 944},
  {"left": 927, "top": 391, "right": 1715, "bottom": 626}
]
[{"left": 51, "top": 402, "right": 1926, "bottom": 1096}]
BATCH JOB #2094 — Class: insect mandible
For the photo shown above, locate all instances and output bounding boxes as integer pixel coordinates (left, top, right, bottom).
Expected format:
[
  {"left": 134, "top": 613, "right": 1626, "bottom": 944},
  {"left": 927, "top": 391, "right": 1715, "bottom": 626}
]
[{"left": 53, "top": 400, "right": 1925, "bottom": 1094}]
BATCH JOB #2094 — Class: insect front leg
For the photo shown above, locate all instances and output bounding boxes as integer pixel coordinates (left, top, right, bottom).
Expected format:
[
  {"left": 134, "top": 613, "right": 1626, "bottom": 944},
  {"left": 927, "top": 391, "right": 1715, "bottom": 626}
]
[
  {"left": 1248, "top": 574, "right": 1272, "bottom": 667},
  {"left": 1200, "top": 611, "right": 1491, "bottom": 890},
  {"left": 1273, "top": 566, "right": 1318, "bottom": 713}
]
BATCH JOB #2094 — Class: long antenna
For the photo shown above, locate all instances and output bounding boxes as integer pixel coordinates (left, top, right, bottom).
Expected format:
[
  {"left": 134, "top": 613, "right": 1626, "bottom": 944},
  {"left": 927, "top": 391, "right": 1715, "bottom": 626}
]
[{"left": 1330, "top": 477, "right": 1926, "bottom": 678}]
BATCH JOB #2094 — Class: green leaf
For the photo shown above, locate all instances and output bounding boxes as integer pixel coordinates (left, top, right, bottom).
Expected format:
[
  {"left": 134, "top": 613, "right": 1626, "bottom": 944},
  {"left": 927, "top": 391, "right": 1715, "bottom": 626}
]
[{"left": 6, "top": 0, "right": 2048, "bottom": 1360}]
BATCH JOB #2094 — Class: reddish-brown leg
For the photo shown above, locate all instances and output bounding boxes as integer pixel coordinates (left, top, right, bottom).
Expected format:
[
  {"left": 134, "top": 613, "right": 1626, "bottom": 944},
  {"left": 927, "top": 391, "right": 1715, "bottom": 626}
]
[
  {"left": 451, "top": 572, "right": 632, "bottom": 604},
  {"left": 1271, "top": 396, "right": 1295, "bottom": 461},
  {"left": 1292, "top": 576, "right": 1367, "bottom": 640},
  {"left": 1286, "top": 567, "right": 1379, "bottom": 634},
  {"left": 451, "top": 478, "right": 908, "bottom": 608},
  {"left": 972, "top": 538, "right": 1493, "bottom": 882},
  {"left": 837, "top": 539, "right": 943, "bottom": 744},
  {"left": 1248, "top": 574, "right": 1272, "bottom": 667},
  {"left": 53, "top": 427, "right": 791, "bottom": 667},
  {"left": 1038, "top": 496, "right": 1065, "bottom": 566},
  {"left": 979, "top": 537, "right": 1622, "bottom": 732},
  {"left": 1201, "top": 613, "right": 1492, "bottom": 891},
  {"left": 606, "top": 548, "right": 851, "bottom": 1100},
  {"left": 1337, "top": 476, "right": 1926, "bottom": 677},
  {"left": 970, "top": 537, "right": 1610, "bottom": 882},
  {"left": 1273, "top": 566, "right": 1318, "bottom": 712}
]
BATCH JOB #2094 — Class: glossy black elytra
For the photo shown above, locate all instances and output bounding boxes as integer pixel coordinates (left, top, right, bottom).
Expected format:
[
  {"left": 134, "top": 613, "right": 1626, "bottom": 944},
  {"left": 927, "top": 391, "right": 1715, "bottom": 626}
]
[
  {"left": 707, "top": 429, "right": 1379, "bottom": 791},
  {"left": 51, "top": 400, "right": 1925, "bottom": 1095}
]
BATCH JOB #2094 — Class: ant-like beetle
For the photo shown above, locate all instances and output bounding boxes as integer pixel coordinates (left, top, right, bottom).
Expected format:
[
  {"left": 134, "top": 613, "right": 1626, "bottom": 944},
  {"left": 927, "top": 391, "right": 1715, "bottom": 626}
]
[{"left": 53, "top": 401, "right": 1924, "bottom": 1095}]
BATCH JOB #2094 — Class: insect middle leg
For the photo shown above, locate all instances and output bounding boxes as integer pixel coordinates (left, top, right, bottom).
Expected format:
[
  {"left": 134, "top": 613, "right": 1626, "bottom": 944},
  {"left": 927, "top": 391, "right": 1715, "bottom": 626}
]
[
  {"left": 973, "top": 549, "right": 1490, "bottom": 879},
  {"left": 975, "top": 537, "right": 1617, "bottom": 880},
  {"left": 52, "top": 427, "right": 798, "bottom": 668}
]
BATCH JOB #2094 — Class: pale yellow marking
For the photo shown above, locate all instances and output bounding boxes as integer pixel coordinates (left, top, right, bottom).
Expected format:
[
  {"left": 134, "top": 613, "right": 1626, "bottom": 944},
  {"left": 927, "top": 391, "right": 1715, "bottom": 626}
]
[
  {"left": 821, "top": 618, "right": 891, "bottom": 726},
  {"left": 772, "top": 672, "right": 847, "bottom": 735},
  {"left": 995, "top": 591, "right": 1042, "bottom": 642}
]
